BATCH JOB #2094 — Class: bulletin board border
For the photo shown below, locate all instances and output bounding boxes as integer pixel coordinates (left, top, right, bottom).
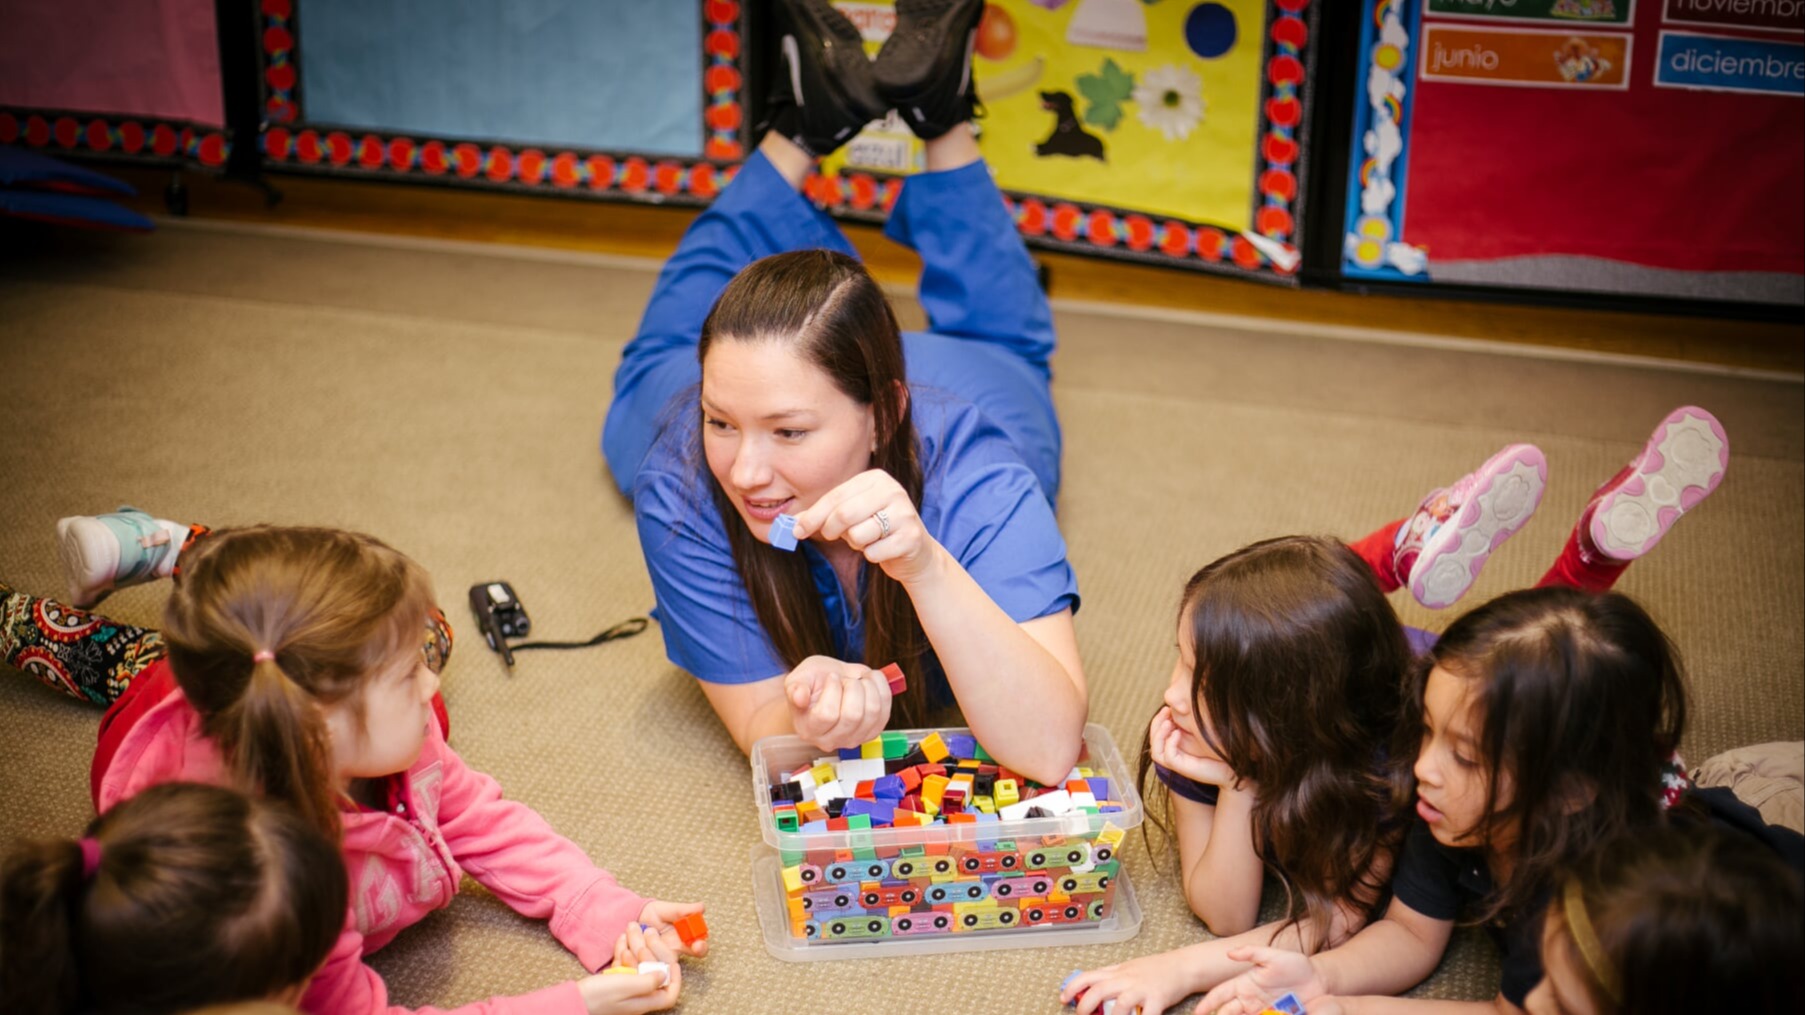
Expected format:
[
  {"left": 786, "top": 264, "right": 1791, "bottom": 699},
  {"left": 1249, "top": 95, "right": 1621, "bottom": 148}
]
[
  {"left": 253, "top": 0, "right": 751, "bottom": 207},
  {"left": 0, "top": 109, "right": 232, "bottom": 170}
]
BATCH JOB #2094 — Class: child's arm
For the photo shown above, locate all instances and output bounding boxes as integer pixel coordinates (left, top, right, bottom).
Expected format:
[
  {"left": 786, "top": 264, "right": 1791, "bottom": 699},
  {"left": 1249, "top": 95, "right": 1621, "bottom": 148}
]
[
  {"left": 1195, "top": 897, "right": 1456, "bottom": 1014},
  {"left": 425, "top": 734, "right": 657, "bottom": 971},
  {"left": 1331, "top": 996, "right": 1523, "bottom": 1015},
  {"left": 302, "top": 922, "right": 596, "bottom": 1015},
  {"left": 1059, "top": 899, "right": 1382, "bottom": 1014},
  {"left": 1150, "top": 705, "right": 1265, "bottom": 934}
]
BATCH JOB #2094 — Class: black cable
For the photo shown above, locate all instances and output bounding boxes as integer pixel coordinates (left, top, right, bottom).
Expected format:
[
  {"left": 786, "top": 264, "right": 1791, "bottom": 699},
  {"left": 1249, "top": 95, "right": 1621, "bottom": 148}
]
[{"left": 509, "top": 617, "right": 649, "bottom": 653}]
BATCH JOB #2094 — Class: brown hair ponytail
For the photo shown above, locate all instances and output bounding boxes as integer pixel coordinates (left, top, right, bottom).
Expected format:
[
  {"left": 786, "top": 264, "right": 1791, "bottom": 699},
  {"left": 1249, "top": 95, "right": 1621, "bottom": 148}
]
[
  {"left": 0, "top": 782, "right": 347, "bottom": 1015},
  {"left": 162, "top": 526, "right": 436, "bottom": 839},
  {"left": 697, "top": 250, "right": 931, "bottom": 724}
]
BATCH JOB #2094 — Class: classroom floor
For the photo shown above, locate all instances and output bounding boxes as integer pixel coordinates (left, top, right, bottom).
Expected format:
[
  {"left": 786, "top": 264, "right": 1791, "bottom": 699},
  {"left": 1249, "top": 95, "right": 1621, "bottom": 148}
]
[{"left": 1, "top": 212, "right": 1800, "bottom": 1013}]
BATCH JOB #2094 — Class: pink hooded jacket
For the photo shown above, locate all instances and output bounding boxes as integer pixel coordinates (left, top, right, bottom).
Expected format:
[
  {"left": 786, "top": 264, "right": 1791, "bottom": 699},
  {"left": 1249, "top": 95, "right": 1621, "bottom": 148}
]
[{"left": 92, "top": 661, "right": 647, "bottom": 1014}]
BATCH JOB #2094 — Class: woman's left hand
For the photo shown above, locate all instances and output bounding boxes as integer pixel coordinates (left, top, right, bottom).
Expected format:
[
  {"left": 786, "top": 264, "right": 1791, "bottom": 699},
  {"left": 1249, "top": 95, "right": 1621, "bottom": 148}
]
[
  {"left": 635, "top": 899, "right": 708, "bottom": 958},
  {"left": 792, "top": 469, "right": 940, "bottom": 585}
]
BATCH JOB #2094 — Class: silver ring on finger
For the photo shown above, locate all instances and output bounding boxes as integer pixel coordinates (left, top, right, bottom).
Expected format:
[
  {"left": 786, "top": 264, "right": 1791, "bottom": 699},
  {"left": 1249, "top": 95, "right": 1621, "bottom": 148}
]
[{"left": 873, "top": 510, "right": 892, "bottom": 539}]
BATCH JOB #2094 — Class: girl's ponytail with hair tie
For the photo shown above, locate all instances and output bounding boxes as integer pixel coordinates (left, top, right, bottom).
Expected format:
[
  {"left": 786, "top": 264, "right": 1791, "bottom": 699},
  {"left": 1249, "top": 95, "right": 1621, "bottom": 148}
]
[
  {"left": 78, "top": 837, "right": 102, "bottom": 880},
  {"left": 251, "top": 649, "right": 275, "bottom": 663}
]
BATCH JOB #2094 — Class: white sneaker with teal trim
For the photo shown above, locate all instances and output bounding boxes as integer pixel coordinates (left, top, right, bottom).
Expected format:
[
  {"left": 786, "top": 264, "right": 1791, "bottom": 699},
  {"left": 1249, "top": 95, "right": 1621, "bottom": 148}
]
[{"left": 55, "top": 507, "right": 189, "bottom": 608}]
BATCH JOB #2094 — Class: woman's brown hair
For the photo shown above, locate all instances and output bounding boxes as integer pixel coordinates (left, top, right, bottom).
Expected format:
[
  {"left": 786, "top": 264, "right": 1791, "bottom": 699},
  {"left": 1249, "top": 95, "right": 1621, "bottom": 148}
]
[
  {"left": 696, "top": 250, "right": 931, "bottom": 724},
  {"left": 1551, "top": 825, "right": 1803, "bottom": 1014},
  {"left": 1138, "top": 536, "right": 1413, "bottom": 945},
  {"left": 1399, "top": 586, "right": 1690, "bottom": 924},
  {"left": 0, "top": 782, "right": 347, "bottom": 1014},
  {"left": 161, "top": 525, "right": 437, "bottom": 837}
]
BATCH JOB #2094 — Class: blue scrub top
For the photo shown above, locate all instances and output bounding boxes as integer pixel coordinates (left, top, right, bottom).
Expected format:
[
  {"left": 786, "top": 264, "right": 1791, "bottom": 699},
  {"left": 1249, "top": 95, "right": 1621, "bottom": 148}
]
[{"left": 633, "top": 386, "right": 1079, "bottom": 685}]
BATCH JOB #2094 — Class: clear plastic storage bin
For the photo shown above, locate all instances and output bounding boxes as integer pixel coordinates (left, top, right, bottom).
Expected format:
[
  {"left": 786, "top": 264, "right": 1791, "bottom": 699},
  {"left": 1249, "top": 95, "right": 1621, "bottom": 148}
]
[{"left": 749, "top": 723, "right": 1144, "bottom": 961}]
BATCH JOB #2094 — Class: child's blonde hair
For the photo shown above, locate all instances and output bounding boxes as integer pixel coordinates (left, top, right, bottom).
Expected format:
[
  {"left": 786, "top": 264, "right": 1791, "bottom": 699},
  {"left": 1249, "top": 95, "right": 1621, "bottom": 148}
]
[{"left": 161, "top": 526, "right": 436, "bottom": 837}]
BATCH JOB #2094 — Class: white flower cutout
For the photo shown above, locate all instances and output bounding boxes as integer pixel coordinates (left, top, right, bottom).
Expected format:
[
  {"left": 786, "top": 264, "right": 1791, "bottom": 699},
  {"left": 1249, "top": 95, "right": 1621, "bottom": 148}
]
[{"left": 1132, "top": 64, "right": 1204, "bottom": 142}]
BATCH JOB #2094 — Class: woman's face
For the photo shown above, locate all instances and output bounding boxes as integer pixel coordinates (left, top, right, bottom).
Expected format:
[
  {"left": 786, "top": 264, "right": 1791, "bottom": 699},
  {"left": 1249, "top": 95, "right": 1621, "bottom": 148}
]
[
  {"left": 1524, "top": 908, "right": 1605, "bottom": 1015},
  {"left": 701, "top": 338, "right": 877, "bottom": 544},
  {"left": 1161, "top": 612, "right": 1225, "bottom": 761}
]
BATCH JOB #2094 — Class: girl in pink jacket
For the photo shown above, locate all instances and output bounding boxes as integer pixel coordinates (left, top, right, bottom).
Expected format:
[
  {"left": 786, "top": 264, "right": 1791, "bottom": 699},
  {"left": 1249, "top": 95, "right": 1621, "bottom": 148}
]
[{"left": 3, "top": 521, "right": 703, "bottom": 1015}]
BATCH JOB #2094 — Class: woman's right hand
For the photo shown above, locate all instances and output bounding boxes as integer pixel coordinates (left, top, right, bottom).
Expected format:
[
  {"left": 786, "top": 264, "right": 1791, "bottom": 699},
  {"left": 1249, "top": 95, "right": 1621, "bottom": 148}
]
[
  {"left": 1059, "top": 948, "right": 1202, "bottom": 1015},
  {"left": 783, "top": 655, "right": 894, "bottom": 751},
  {"left": 579, "top": 923, "right": 682, "bottom": 1014},
  {"left": 1149, "top": 706, "right": 1239, "bottom": 788}
]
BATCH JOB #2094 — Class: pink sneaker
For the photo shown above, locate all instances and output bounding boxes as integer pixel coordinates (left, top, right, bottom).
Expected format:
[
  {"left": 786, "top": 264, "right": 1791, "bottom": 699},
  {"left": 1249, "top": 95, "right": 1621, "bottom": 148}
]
[
  {"left": 1396, "top": 444, "right": 1548, "bottom": 609},
  {"left": 1583, "top": 406, "right": 1728, "bottom": 562}
]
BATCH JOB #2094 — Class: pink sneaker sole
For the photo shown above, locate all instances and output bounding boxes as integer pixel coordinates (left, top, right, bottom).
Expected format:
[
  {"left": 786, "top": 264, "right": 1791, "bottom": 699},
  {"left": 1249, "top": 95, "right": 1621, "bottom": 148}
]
[
  {"left": 1589, "top": 406, "right": 1728, "bottom": 561},
  {"left": 1410, "top": 444, "right": 1548, "bottom": 610}
]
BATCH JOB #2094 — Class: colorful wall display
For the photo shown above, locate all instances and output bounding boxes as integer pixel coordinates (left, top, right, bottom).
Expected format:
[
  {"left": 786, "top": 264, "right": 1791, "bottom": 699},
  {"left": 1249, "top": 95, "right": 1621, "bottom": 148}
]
[
  {"left": 813, "top": 0, "right": 1320, "bottom": 280},
  {"left": 0, "top": 0, "right": 233, "bottom": 169},
  {"left": 1343, "top": 0, "right": 1804, "bottom": 304},
  {"left": 257, "top": 0, "right": 749, "bottom": 205}
]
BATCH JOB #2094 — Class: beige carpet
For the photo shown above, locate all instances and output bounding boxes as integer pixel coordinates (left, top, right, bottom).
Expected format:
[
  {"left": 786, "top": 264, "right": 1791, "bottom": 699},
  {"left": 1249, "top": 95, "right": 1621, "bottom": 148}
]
[{"left": 1, "top": 219, "right": 1799, "bottom": 1014}]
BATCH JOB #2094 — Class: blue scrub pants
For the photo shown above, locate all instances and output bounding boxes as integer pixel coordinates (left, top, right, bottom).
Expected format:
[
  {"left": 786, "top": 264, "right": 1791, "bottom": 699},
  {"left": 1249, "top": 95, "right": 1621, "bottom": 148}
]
[{"left": 601, "top": 151, "right": 1062, "bottom": 502}]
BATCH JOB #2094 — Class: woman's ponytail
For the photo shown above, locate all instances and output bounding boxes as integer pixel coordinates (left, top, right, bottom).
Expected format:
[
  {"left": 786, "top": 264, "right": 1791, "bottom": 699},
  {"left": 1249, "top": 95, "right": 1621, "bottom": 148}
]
[{"left": 0, "top": 839, "right": 85, "bottom": 1015}]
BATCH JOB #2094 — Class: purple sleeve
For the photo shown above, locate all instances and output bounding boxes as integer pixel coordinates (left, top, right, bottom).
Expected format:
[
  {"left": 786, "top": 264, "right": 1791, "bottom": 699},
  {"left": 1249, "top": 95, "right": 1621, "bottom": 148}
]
[{"left": 1153, "top": 763, "right": 1221, "bottom": 806}]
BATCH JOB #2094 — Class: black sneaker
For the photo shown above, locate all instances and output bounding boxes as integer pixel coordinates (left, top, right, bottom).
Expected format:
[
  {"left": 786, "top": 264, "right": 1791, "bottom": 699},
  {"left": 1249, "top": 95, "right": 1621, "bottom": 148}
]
[
  {"left": 764, "top": 0, "right": 888, "bottom": 158},
  {"left": 872, "top": 0, "right": 984, "bottom": 140}
]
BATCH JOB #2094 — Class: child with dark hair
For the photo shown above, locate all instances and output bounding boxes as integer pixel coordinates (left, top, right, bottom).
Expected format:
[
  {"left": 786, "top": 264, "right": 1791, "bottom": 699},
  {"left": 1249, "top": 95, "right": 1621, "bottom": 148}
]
[
  {"left": 1, "top": 782, "right": 345, "bottom": 1015},
  {"left": 1526, "top": 825, "right": 1804, "bottom": 1015},
  {"left": 1148, "top": 536, "right": 1413, "bottom": 941}
]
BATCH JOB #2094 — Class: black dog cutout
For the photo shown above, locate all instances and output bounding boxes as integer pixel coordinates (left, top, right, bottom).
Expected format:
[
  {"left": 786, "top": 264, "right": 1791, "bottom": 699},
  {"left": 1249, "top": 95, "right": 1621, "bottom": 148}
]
[{"left": 1035, "top": 90, "right": 1106, "bottom": 162}]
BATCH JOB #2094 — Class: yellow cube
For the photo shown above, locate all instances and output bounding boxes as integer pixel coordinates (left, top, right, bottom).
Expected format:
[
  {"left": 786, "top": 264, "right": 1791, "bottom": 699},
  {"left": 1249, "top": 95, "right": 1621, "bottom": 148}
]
[
  {"left": 860, "top": 738, "right": 884, "bottom": 759},
  {"left": 781, "top": 865, "right": 806, "bottom": 893},
  {"left": 995, "top": 779, "right": 1020, "bottom": 807}
]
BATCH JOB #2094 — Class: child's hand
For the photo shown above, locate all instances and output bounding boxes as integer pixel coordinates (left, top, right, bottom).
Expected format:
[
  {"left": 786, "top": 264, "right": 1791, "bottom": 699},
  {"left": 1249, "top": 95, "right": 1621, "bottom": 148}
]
[
  {"left": 784, "top": 655, "right": 893, "bottom": 750},
  {"left": 1060, "top": 949, "right": 1199, "bottom": 1015},
  {"left": 637, "top": 899, "right": 709, "bottom": 958},
  {"left": 582, "top": 923, "right": 681, "bottom": 1015},
  {"left": 1149, "top": 706, "right": 1239, "bottom": 788},
  {"left": 1192, "top": 946, "right": 1326, "bottom": 1015}
]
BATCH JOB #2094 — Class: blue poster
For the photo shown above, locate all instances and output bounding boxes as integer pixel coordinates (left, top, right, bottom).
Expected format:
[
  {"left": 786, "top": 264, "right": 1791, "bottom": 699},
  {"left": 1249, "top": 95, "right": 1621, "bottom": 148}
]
[{"left": 298, "top": 0, "right": 703, "bottom": 156}]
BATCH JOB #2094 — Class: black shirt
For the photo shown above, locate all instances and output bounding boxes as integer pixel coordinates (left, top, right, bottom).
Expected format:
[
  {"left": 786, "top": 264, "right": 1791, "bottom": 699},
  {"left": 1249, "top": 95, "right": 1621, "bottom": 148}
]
[
  {"left": 1389, "top": 819, "right": 1546, "bottom": 1007},
  {"left": 1388, "top": 787, "right": 1805, "bottom": 1008}
]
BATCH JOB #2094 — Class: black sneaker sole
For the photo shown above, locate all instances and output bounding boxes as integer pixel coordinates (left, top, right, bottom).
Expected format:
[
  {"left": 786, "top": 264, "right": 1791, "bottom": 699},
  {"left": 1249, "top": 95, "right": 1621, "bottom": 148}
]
[
  {"left": 775, "top": 0, "right": 887, "bottom": 126},
  {"left": 872, "top": 0, "right": 983, "bottom": 138}
]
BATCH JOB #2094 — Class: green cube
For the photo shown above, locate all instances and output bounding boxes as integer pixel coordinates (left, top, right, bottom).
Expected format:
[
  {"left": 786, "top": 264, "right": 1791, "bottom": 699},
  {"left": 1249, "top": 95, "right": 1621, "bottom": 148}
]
[
  {"left": 881, "top": 731, "right": 910, "bottom": 759},
  {"left": 775, "top": 810, "right": 799, "bottom": 832}
]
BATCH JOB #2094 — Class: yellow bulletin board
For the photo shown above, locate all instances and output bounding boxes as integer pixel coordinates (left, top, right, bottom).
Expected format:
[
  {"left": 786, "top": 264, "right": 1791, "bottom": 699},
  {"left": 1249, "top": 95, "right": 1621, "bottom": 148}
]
[{"left": 811, "top": 0, "right": 1319, "bottom": 280}]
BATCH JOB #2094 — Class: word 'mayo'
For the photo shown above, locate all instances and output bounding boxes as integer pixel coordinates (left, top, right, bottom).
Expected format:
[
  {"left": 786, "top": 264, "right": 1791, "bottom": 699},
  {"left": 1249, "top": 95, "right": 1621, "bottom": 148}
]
[{"left": 767, "top": 731, "right": 1128, "bottom": 832}]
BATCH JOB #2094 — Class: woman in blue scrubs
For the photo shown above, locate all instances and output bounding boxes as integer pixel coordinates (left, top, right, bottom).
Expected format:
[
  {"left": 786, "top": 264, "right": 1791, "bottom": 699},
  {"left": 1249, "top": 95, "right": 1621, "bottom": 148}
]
[{"left": 601, "top": 0, "right": 1084, "bottom": 783}]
